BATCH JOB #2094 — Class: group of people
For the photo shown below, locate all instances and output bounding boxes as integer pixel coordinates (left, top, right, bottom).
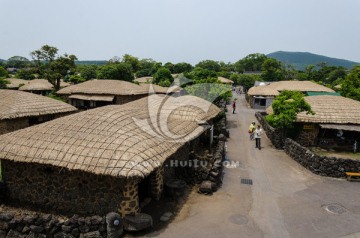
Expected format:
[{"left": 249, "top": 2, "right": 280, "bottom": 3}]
[{"left": 249, "top": 122, "right": 263, "bottom": 150}]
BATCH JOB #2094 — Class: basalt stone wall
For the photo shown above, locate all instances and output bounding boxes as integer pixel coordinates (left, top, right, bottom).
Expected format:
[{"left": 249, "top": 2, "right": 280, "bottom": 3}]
[
  {"left": 284, "top": 138, "right": 360, "bottom": 178},
  {"left": 0, "top": 211, "right": 107, "bottom": 237},
  {"left": 255, "top": 112, "right": 284, "bottom": 149},
  {"left": 2, "top": 160, "right": 125, "bottom": 216}
]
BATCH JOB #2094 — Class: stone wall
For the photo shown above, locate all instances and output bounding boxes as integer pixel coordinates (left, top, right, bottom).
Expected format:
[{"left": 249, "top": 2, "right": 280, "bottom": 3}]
[
  {"left": 118, "top": 180, "right": 139, "bottom": 217},
  {"left": 149, "top": 167, "right": 164, "bottom": 201},
  {"left": 284, "top": 138, "right": 360, "bottom": 178},
  {"left": 0, "top": 118, "right": 28, "bottom": 135},
  {"left": 255, "top": 112, "right": 284, "bottom": 149},
  {"left": 0, "top": 211, "right": 107, "bottom": 238},
  {"left": 2, "top": 160, "right": 125, "bottom": 216},
  {"left": 295, "top": 124, "right": 319, "bottom": 147}
]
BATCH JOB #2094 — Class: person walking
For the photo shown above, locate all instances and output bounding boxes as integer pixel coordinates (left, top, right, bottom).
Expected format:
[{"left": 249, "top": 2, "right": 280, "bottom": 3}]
[
  {"left": 254, "top": 125, "right": 263, "bottom": 150},
  {"left": 232, "top": 100, "right": 236, "bottom": 114},
  {"left": 248, "top": 122, "right": 256, "bottom": 140}
]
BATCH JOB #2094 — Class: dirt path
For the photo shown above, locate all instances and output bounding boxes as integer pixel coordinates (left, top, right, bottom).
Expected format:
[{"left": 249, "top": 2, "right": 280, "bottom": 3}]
[{"left": 144, "top": 95, "right": 360, "bottom": 238}]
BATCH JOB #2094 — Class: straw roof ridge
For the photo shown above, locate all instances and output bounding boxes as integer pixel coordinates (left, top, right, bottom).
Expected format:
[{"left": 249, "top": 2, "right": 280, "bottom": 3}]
[
  {"left": 0, "top": 90, "right": 77, "bottom": 120},
  {"left": 5, "top": 78, "right": 29, "bottom": 89},
  {"left": 19, "top": 79, "right": 54, "bottom": 91},
  {"left": 0, "top": 94, "right": 220, "bottom": 178},
  {"left": 218, "top": 76, "right": 234, "bottom": 84},
  {"left": 57, "top": 79, "right": 149, "bottom": 95}
]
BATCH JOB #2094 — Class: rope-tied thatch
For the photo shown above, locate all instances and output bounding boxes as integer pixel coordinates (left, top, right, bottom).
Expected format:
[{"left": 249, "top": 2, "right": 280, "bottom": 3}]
[{"left": 0, "top": 90, "right": 77, "bottom": 120}]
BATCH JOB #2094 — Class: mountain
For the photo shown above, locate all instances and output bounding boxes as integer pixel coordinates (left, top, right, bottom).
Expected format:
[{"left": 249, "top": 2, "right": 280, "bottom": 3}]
[
  {"left": 267, "top": 51, "right": 360, "bottom": 70},
  {"left": 75, "top": 60, "right": 107, "bottom": 65}
]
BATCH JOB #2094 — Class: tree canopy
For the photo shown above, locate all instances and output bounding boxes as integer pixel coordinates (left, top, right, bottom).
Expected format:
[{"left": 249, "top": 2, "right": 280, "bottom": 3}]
[
  {"left": 97, "top": 62, "right": 133, "bottom": 81},
  {"left": 340, "top": 66, "right": 360, "bottom": 101},
  {"left": 261, "top": 58, "right": 285, "bottom": 81},
  {"left": 153, "top": 67, "right": 173, "bottom": 87}
]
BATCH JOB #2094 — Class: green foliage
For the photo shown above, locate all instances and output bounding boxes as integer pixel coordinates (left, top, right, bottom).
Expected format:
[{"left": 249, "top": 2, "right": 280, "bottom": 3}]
[
  {"left": 217, "top": 71, "right": 231, "bottom": 79},
  {"left": 6, "top": 56, "right": 32, "bottom": 68},
  {"left": 15, "top": 69, "right": 35, "bottom": 80},
  {"left": 122, "top": 54, "right": 140, "bottom": 72},
  {"left": 261, "top": 58, "right": 285, "bottom": 81},
  {"left": 97, "top": 62, "right": 133, "bottom": 81},
  {"left": 173, "top": 62, "right": 193, "bottom": 73},
  {"left": 0, "top": 78, "right": 9, "bottom": 89},
  {"left": 340, "top": 66, "right": 360, "bottom": 101},
  {"left": 164, "top": 62, "right": 175, "bottom": 73},
  {"left": 266, "top": 90, "right": 313, "bottom": 129},
  {"left": 231, "top": 74, "right": 260, "bottom": 91},
  {"left": 185, "top": 67, "right": 217, "bottom": 82},
  {"left": 79, "top": 65, "right": 97, "bottom": 80},
  {"left": 68, "top": 75, "right": 85, "bottom": 84},
  {"left": 234, "top": 53, "right": 267, "bottom": 73},
  {"left": 31, "top": 45, "right": 77, "bottom": 90},
  {"left": 0, "top": 66, "right": 8, "bottom": 78},
  {"left": 135, "top": 58, "right": 161, "bottom": 77},
  {"left": 195, "top": 60, "right": 221, "bottom": 72},
  {"left": 153, "top": 67, "right": 173, "bottom": 86}
]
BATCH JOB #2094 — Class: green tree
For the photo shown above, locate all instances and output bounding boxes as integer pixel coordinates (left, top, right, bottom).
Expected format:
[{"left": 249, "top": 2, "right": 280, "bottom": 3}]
[
  {"left": 164, "top": 62, "right": 175, "bottom": 73},
  {"left": 79, "top": 65, "right": 97, "bottom": 80},
  {"left": 31, "top": 45, "right": 77, "bottom": 90},
  {"left": 0, "top": 78, "right": 9, "bottom": 89},
  {"left": 195, "top": 60, "right": 221, "bottom": 72},
  {"left": 68, "top": 74, "right": 86, "bottom": 84},
  {"left": 15, "top": 69, "right": 35, "bottom": 80},
  {"left": 340, "top": 66, "right": 360, "bottom": 101},
  {"left": 122, "top": 54, "right": 140, "bottom": 72},
  {"left": 97, "top": 63, "right": 134, "bottom": 81},
  {"left": 234, "top": 53, "right": 267, "bottom": 73},
  {"left": 0, "top": 66, "right": 8, "bottom": 78},
  {"left": 261, "top": 58, "right": 285, "bottom": 81},
  {"left": 153, "top": 67, "right": 173, "bottom": 86},
  {"left": 185, "top": 67, "right": 217, "bottom": 82},
  {"left": 6, "top": 56, "right": 32, "bottom": 68},
  {"left": 231, "top": 74, "right": 261, "bottom": 91},
  {"left": 173, "top": 62, "right": 193, "bottom": 73},
  {"left": 266, "top": 90, "right": 313, "bottom": 129}
]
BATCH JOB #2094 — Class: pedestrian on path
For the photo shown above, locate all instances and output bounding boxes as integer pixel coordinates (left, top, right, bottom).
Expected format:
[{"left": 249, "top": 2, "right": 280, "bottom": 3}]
[
  {"left": 254, "top": 125, "right": 263, "bottom": 150},
  {"left": 248, "top": 122, "right": 256, "bottom": 140},
  {"left": 232, "top": 100, "right": 236, "bottom": 114}
]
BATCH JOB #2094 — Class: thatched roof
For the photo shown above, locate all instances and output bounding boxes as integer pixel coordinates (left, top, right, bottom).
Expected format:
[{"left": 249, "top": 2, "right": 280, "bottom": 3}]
[
  {"left": 297, "top": 95, "right": 360, "bottom": 124},
  {"left": 0, "top": 90, "right": 77, "bottom": 120},
  {"left": 5, "top": 78, "right": 29, "bottom": 89},
  {"left": 0, "top": 95, "right": 220, "bottom": 178},
  {"left": 134, "top": 77, "right": 153, "bottom": 84},
  {"left": 139, "top": 84, "right": 181, "bottom": 94},
  {"left": 57, "top": 79, "right": 148, "bottom": 96},
  {"left": 248, "top": 81, "right": 334, "bottom": 96},
  {"left": 218, "top": 77, "right": 234, "bottom": 84},
  {"left": 60, "top": 80, "right": 71, "bottom": 88},
  {"left": 19, "top": 79, "right": 53, "bottom": 91}
]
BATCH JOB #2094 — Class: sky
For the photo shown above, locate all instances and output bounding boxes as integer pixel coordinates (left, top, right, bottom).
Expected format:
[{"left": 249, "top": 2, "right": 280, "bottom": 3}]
[{"left": 1, "top": 0, "right": 360, "bottom": 64}]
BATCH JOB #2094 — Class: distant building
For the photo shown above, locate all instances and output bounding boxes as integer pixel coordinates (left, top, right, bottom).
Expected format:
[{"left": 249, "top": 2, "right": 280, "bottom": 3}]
[
  {"left": 0, "top": 90, "right": 77, "bottom": 135},
  {"left": 4, "top": 78, "right": 28, "bottom": 90},
  {"left": 248, "top": 81, "right": 335, "bottom": 109}
]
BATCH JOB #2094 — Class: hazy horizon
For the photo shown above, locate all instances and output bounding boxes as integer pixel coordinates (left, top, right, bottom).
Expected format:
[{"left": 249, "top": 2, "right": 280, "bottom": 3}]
[{"left": 1, "top": 0, "right": 360, "bottom": 64}]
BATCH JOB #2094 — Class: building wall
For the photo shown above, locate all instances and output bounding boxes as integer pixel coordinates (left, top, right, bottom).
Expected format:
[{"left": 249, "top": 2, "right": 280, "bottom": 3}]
[
  {"left": 0, "top": 118, "right": 29, "bottom": 135},
  {"left": 2, "top": 160, "right": 126, "bottom": 216},
  {"left": 115, "top": 95, "right": 147, "bottom": 105},
  {"left": 295, "top": 124, "right": 320, "bottom": 147}
]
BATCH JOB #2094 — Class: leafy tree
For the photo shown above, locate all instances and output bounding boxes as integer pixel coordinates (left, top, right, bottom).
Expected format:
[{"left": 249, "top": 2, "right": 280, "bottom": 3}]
[
  {"left": 195, "top": 60, "right": 221, "bottom": 72},
  {"left": 0, "top": 78, "right": 9, "bottom": 89},
  {"left": 7, "top": 56, "right": 31, "bottom": 68},
  {"left": 164, "top": 62, "right": 175, "bottom": 73},
  {"left": 79, "top": 65, "right": 97, "bottom": 80},
  {"left": 122, "top": 54, "right": 140, "bottom": 72},
  {"left": 234, "top": 53, "right": 267, "bottom": 73},
  {"left": 340, "top": 66, "right": 360, "bottom": 101},
  {"left": 0, "top": 66, "right": 8, "bottom": 78},
  {"left": 135, "top": 58, "right": 160, "bottom": 77},
  {"left": 219, "top": 61, "right": 235, "bottom": 72},
  {"left": 266, "top": 90, "right": 313, "bottom": 129},
  {"left": 185, "top": 67, "right": 217, "bottom": 82},
  {"left": 31, "top": 45, "right": 77, "bottom": 90},
  {"left": 153, "top": 67, "right": 173, "bottom": 86},
  {"left": 97, "top": 63, "right": 134, "bottom": 81},
  {"left": 68, "top": 75, "right": 85, "bottom": 84},
  {"left": 231, "top": 74, "right": 260, "bottom": 91},
  {"left": 261, "top": 58, "right": 285, "bottom": 81},
  {"left": 217, "top": 71, "right": 231, "bottom": 79},
  {"left": 173, "top": 62, "right": 193, "bottom": 73},
  {"left": 15, "top": 69, "right": 35, "bottom": 80}
]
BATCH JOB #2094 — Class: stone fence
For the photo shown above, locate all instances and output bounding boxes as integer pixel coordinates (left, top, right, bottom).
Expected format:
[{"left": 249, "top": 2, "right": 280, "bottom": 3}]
[
  {"left": 284, "top": 138, "right": 360, "bottom": 178},
  {"left": 255, "top": 112, "right": 284, "bottom": 149}
]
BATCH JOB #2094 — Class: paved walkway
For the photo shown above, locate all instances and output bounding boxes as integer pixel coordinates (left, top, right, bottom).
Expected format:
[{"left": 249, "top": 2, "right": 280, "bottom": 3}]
[{"left": 145, "top": 95, "right": 360, "bottom": 238}]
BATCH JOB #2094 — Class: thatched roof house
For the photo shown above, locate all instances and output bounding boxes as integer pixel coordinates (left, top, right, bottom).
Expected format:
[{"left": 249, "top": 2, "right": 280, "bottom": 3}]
[
  {"left": 0, "top": 90, "right": 77, "bottom": 135},
  {"left": 19, "top": 79, "right": 54, "bottom": 94},
  {"left": 0, "top": 94, "right": 220, "bottom": 215},
  {"left": 218, "top": 77, "right": 234, "bottom": 84},
  {"left": 4, "top": 78, "right": 28, "bottom": 89},
  {"left": 57, "top": 79, "right": 150, "bottom": 109},
  {"left": 266, "top": 95, "right": 360, "bottom": 147},
  {"left": 248, "top": 80, "right": 335, "bottom": 109}
]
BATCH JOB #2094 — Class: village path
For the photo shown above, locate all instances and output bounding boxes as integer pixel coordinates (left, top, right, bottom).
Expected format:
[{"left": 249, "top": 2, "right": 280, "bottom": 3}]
[{"left": 144, "top": 94, "right": 360, "bottom": 238}]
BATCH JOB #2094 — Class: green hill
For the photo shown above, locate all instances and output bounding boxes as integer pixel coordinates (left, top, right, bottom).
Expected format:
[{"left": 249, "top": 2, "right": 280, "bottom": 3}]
[{"left": 267, "top": 51, "right": 360, "bottom": 70}]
